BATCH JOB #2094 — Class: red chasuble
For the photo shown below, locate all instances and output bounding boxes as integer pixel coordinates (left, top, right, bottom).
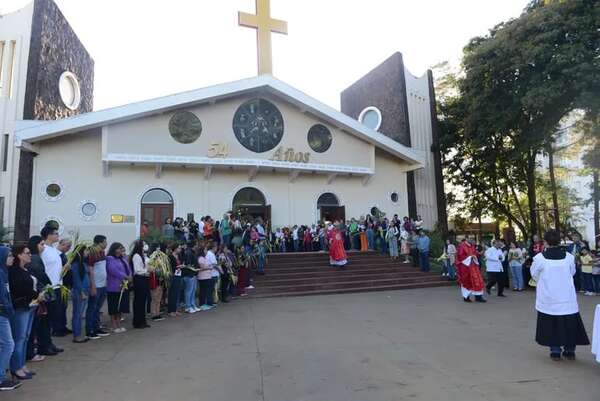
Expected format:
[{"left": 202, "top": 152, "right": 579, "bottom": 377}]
[{"left": 455, "top": 240, "right": 485, "bottom": 292}]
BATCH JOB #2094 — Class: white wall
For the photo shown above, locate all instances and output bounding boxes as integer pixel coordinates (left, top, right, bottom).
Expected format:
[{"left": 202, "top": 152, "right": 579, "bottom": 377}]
[
  {"left": 31, "top": 132, "right": 409, "bottom": 247},
  {"left": 0, "top": 3, "right": 33, "bottom": 229},
  {"left": 404, "top": 67, "right": 437, "bottom": 230}
]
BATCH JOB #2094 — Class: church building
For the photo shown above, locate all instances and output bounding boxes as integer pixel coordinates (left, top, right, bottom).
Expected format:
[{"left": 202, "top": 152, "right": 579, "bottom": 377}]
[{"left": 2, "top": 0, "right": 446, "bottom": 246}]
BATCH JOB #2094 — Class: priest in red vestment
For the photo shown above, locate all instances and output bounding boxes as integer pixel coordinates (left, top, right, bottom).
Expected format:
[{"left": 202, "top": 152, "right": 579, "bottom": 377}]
[
  {"left": 455, "top": 237, "right": 486, "bottom": 302},
  {"left": 329, "top": 225, "right": 348, "bottom": 268}
]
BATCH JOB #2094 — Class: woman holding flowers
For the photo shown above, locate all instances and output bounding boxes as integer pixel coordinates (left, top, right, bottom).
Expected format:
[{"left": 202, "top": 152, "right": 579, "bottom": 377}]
[
  {"left": 106, "top": 243, "right": 132, "bottom": 333},
  {"left": 8, "top": 245, "right": 40, "bottom": 380},
  {"left": 27, "top": 236, "right": 59, "bottom": 356}
]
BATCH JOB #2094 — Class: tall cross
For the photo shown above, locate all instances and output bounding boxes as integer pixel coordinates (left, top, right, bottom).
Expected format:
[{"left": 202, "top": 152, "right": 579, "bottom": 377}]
[{"left": 238, "top": 0, "right": 288, "bottom": 75}]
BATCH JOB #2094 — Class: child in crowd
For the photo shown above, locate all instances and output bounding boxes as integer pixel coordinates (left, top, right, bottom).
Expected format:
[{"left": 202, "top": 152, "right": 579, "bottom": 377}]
[{"left": 580, "top": 248, "right": 595, "bottom": 296}]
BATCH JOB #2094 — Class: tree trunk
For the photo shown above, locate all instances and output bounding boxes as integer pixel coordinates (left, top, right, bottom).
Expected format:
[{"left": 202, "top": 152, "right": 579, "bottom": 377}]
[
  {"left": 594, "top": 169, "right": 599, "bottom": 242},
  {"left": 547, "top": 146, "right": 561, "bottom": 233},
  {"left": 526, "top": 152, "right": 538, "bottom": 239}
]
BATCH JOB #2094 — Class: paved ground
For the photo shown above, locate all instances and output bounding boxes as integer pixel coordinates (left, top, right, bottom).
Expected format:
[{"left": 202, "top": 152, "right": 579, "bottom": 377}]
[{"left": 5, "top": 287, "right": 599, "bottom": 401}]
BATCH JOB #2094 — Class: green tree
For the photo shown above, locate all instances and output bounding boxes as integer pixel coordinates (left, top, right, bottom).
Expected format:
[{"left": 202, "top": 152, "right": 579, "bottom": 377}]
[{"left": 439, "top": 0, "right": 600, "bottom": 238}]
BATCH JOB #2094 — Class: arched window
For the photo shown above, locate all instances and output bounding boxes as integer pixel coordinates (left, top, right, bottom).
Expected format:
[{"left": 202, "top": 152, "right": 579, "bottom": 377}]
[
  {"left": 317, "top": 192, "right": 339, "bottom": 208},
  {"left": 233, "top": 187, "right": 266, "bottom": 209},
  {"left": 142, "top": 188, "right": 173, "bottom": 204}
]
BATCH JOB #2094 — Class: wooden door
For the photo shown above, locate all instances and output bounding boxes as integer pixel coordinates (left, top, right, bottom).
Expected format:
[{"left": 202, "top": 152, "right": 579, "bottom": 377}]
[
  {"left": 335, "top": 206, "right": 346, "bottom": 222},
  {"left": 141, "top": 204, "right": 174, "bottom": 233}
]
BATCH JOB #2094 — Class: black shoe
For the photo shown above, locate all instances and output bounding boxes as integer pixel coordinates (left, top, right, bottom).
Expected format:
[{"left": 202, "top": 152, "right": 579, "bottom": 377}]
[
  {"left": 11, "top": 371, "right": 32, "bottom": 380},
  {"left": 96, "top": 329, "right": 110, "bottom": 337},
  {"left": 0, "top": 379, "right": 22, "bottom": 391},
  {"left": 551, "top": 353, "right": 561, "bottom": 361},
  {"left": 151, "top": 315, "right": 165, "bottom": 322},
  {"left": 38, "top": 349, "right": 58, "bottom": 356},
  {"left": 73, "top": 337, "right": 89, "bottom": 344},
  {"left": 88, "top": 333, "right": 101, "bottom": 340},
  {"left": 475, "top": 296, "right": 487, "bottom": 303},
  {"left": 562, "top": 352, "right": 576, "bottom": 361},
  {"left": 64, "top": 328, "right": 73, "bottom": 334},
  {"left": 463, "top": 297, "right": 472, "bottom": 303},
  {"left": 143, "top": 324, "right": 151, "bottom": 328},
  {"left": 51, "top": 346, "right": 64, "bottom": 353}
]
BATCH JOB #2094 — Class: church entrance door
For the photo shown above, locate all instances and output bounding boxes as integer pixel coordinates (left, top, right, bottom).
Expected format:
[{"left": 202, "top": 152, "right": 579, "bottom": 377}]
[
  {"left": 317, "top": 193, "right": 345, "bottom": 223},
  {"left": 140, "top": 188, "right": 174, "bottom": 234},
  {"left": 233, "top": 187, "right": 269, "bottom": 224}
]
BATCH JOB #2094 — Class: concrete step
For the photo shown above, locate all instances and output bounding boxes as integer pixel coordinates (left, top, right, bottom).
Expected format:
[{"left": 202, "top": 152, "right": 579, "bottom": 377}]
[
  {"left": 253, "top": 268, "right": 427, "bottom": 280},
  {"left": 249, "top": 280, "right": 455, "bottom": 298}
]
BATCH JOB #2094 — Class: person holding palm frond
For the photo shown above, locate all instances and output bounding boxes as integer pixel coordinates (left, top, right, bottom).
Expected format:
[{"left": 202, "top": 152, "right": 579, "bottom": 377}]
[{"left": 106, "top": 243, "right": 132, "bottom": 333}]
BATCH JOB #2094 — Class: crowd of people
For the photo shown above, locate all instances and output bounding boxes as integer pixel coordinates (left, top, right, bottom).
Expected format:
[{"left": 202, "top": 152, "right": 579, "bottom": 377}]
[
  {"left": 0, "top": 212, "right": 597, "bottom": 391},
  {"left": 450, "top": 231, "right": 599, "bottom": 361},
  {"left": 0, "top": 219, "right": 274, "bottom": 391}
]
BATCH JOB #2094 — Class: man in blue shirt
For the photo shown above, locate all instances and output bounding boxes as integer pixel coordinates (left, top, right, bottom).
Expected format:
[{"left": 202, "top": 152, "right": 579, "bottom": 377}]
[{"left": 416, "top": 230, "right": 431, "bottom": 272}]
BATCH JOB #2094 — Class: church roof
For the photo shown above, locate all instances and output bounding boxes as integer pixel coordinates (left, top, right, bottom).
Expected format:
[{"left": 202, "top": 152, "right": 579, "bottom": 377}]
[{"left": 15, "top": 75, "right": 425, "bottom": 167}]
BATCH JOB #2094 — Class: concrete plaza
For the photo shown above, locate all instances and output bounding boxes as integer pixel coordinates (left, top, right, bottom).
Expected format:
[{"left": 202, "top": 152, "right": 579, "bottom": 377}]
[{"left": 5, "top": 287, "right": 598, "bottom": 401}]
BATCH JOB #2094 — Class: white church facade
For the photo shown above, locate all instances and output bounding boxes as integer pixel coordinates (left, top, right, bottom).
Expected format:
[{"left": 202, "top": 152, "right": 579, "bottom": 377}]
[
  {"left": 15, "top": 76, "right": 426, "bottom": 245},
  {"left": 1, "top": 0, "right": 446, "bottom": 245}
]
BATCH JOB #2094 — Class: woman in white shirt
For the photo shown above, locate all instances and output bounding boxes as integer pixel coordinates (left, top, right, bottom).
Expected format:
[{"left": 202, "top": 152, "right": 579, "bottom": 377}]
[
  {"left": 531, "top": 230, "right": 589, "bottom": 361},
  {"left": 130, "top": 240, "right": 150, "bottom": 329}
]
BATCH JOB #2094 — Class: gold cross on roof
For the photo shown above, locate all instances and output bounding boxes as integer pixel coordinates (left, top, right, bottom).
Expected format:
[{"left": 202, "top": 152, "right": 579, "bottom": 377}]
[{"left": 238, "top": 0, "right": 288, "bottom": 76}]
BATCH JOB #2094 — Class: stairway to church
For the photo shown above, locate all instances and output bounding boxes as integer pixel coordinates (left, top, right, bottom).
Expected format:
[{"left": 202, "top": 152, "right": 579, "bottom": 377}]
[{"left": 248, "top": 251, "right": 455, "bottom": 298}]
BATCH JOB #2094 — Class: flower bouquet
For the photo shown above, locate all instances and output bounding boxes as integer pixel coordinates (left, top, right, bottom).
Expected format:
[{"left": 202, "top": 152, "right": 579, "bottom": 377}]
[{"left": 147, "top": 250, "right": 172, "bottom": 286}]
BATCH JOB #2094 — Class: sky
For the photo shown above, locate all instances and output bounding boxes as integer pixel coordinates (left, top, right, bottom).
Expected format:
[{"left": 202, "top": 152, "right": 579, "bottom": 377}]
[{"left": 2, "top": 0, "right": 528, "bottom": 111}]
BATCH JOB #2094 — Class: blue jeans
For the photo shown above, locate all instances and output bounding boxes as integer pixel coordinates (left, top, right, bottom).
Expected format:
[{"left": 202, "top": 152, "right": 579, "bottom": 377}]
[
  {"left": 207, "top": 277, "right": 217, "bottom": 306},
  {"left": 222, "top": 234, "right": 231, "bottom": 249},
  {"left": 582, "top": 272, "right": 594, "bottom": 292},
  {"left": 71, "top": 289, "right": 88, "bottom": 338},
  {"left": 183, "top": 276, "right": 197, "bottom": 310},
  {"left": 86, "top": 287, "right": 106, "bottom": 335},
  {"left": 10, "top": 308, "right": 34, "bottom": 372},
  {"left": 550, "top": 345, "right": 575, "bottom": 355},
  {"left": 366, "top": 229, "right": 375, "bottom": 250},
  {"left": 445, "top": 260, "right": 456, "bottom": 279},
  {"left": 258, "top": 256, "right": 265, "bottom": 273},
  {"left": 593, "top": 275, "right": 600, "bottom": 293},
  {"left": 511, "top": 263, "right": 524, "bottom": 290},
  {"left": 168, "top": 276, "right": 183, "bottom": 313},
  {"left": 419, "top": 251, "right": 430, "bottom": 272},
  {"left": 0, "top": 316, "right": 14, "bottom": 381}
]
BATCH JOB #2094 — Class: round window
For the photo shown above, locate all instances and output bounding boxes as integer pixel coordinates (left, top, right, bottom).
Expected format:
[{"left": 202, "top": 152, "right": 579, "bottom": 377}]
[
  {"left": 358, "top": 106, "right": 382, "bottom": 131},
  {"left": 169, "top": 111, "right": 202, "bottom": 144},
  {"left": 46, "top": 183, "right": 62, "bottom": 198},
  {"left": 58, "top": 71, "right": 81, "bottom": 110},
  {"left": 391, "top": 192, "right": 399, "bottom": 203},
  {"left": 81, "top": 202, "right": 97, "bottom": 217},
  {"left": 307, "top": 124, "right": 332, "bottom": 153},
  {"left": 233, "top": 98, "right": 284, "bottom": 153}
]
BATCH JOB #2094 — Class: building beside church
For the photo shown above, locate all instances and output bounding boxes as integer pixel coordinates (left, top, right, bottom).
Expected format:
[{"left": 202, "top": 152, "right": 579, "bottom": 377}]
[{"left": 2, "top": 0, "right": 446, "bottom": 246}]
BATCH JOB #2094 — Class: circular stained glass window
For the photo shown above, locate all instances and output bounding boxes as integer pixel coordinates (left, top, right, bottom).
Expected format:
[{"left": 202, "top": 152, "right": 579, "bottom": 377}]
[
  {"left": 233, "top": 99, "right": 284, "bottom": 153},
  {"left": 391, "top": 192, "right": 399, "bottom": 203},
  {"left": 307, "top": 124, "right": 332, "bottom": 153},
  {"left": 81, "top": 202, "right": 97, "bottom": 217},
  {"left": 46, "top": 183, "right": 62, "bottom": 198},
  {"left": 169, "top": 111, "right": 202, "bottom": 144}
]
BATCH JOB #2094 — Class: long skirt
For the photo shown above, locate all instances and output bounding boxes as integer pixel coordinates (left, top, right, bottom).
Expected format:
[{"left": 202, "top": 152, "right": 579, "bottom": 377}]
[
  {"left": 359, "top": 232, "right": 368, "bottom": 252},
  {"left": 388, "top": 237, "right": 399, "bottom": 257},
  {"left": 535, "top": 312, "right": 590, "bottom": 346}
]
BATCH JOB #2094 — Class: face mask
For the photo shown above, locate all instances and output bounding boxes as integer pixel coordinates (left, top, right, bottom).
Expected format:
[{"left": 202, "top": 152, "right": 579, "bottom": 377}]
[{"left": 143, "top": 244, "right": 149, "bottom": 252}]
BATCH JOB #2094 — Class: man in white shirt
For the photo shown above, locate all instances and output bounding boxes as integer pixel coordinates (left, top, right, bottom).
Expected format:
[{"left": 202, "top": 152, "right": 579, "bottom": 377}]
[
  {"left": 485, "top": 240, "right": 507, "bottom": 297},
  {"left": 40, "top": 225, "right": 68, "bottom": 339},
  {"left": 198, "top": 217, "right": 205, "bottom": 240},
  {"left": 292, "top": 225, "right": 299, "bottom": 252}
]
